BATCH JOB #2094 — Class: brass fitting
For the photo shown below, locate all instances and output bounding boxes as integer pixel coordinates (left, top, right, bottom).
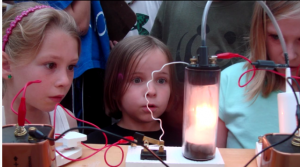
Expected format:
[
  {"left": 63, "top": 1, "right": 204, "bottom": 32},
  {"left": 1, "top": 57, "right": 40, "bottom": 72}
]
[
  {"left": 190, "top": 56, "right": 197, "bottom": 65},
  {"left": 258, "top": 136, "right": 263, "bottom": 143},
  {"left": 209, "top": 55, "right": 217, "bottom": 65},
  {"left": 14, "top": 124, "right": 27, "bottom": 137},
  {"left": 292, "top": 129, "right": 300, "bottom": 147}
]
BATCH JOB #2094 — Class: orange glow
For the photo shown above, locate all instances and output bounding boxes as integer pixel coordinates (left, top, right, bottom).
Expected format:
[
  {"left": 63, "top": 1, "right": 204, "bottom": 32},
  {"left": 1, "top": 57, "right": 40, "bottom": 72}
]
[
  {"left": 186, "top": 104, "right": 217, "bottom": 144},
  {"left": 195, "top": 105, "right": 216, "bottom": 129},
  {"left": 184, "top": 85, "right": 218, "bottom": 145}
]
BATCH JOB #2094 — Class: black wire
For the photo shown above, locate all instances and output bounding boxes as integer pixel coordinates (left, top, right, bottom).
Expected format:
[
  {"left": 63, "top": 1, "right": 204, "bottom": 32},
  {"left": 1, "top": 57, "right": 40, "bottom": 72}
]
[
  {"left": 288, "top": 77, "right": 300, "bottom": 93},
  {"left": 46, "top": 126, "right": 169, "bottom": 167},
  {"left": 244, "top": 127, "right": 298, "bottom": 167},
  {"left": 286, "top": 77, "right": 300, "bottom": 105},
  {"left": 244, "top": 76, "right": 300, "bottom": 167}
]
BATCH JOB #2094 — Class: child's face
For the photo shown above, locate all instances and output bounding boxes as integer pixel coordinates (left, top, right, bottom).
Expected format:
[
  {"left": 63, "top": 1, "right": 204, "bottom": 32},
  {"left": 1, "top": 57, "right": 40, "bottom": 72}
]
[
  {"left": 266, "top": 17, "right": 300, "bottom": 76},
  {"left": 9, "top": 28, "right": 79, "bottom": 112},
  {"left": 120, "top": 48, "right": 171, "bottom": 123}
]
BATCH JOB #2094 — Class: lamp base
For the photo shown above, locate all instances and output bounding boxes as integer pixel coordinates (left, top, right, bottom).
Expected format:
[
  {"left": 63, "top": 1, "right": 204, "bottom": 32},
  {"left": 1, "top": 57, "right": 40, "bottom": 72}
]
[
  {"left": 183, "top": 142, "right": 215, "bottom": 160},
  {"left": 126, "top": 146, "right": 224, "bottom": 167}
]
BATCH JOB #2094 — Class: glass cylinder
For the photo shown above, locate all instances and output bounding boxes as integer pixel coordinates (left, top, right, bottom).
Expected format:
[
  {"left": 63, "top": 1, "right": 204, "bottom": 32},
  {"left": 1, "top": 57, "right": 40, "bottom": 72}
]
[{"left": 182, "top": 66, "right": 220, "bottom": 160}]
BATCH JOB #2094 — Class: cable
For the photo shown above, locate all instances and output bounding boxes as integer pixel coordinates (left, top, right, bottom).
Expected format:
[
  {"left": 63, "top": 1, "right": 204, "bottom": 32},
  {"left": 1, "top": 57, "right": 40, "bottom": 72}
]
[
  {"left": 10, "top": 80, "right": 41, "bottom": 125},
  {"left": 32, "top": 126, "right": 169, "bottom": 167},
  {"left": 146, "top": 61, "right": 189, "bottom": 141},
  {"left": 287, "top": 77, "right": 300, "bottom": 96},
  {"left": 201, "top": 1, "right": 212, "bottom": 46},
  {"left": 238, "top": 68, "right": 300, "bottom": 88},
  {"left": 53, "top": 103, "right": 113, "bottom": 161},
  {"left": 104, "top": 143, "right": 124, "bottom": 167},
  {"left": 286, "top": 77, "right": 300, "bottom": 105},
  {"left": 55, "top": 146, "right": 107, "bottom": 162},
  {"left": 55, "top": 103, "right": 108, "bottom": 146},
  {"left": 216, "top": 53, "right": 256, "bottom": 87},
  {"left": 244, "top": 76, "right": 300, "bottom": 167},
  {"left": 244, "top": 126, "right": 298, "bottom": 167}
]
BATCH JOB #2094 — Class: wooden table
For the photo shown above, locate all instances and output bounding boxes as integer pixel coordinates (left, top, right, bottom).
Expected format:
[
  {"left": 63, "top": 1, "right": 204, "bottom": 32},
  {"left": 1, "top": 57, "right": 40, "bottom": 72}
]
[{"left": 63, "top": 144, "right": 257, "bottom": 167}]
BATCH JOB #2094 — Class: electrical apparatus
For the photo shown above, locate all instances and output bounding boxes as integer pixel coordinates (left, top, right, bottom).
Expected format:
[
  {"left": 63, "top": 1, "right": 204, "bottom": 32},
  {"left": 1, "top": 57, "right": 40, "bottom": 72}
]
[
  {"left": 2, "top": 124, "right": 56, "bottom": 167},
  {"left": 253, "top": 1, "right": 300, "bottom": 167}
]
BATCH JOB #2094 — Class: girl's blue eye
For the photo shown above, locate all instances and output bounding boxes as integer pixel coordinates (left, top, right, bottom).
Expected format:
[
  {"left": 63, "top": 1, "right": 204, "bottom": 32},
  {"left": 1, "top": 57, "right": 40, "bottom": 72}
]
[
  {"left": 133, "top": 77, "right": 142, "bottom": 83},
  {"left": 68, "top": 65, "right": 76, "bottom": 71},
  {"left": 158, "top": 78, "right": 166, "bottom": 84},
  {"left": 46, "top": 63, "right": 56, "bottom": 69}
]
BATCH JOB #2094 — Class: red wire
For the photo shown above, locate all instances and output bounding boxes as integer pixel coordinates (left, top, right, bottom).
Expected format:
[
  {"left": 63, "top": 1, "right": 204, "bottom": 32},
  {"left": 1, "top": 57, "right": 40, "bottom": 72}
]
[
  {"left": 239, "top": 67, "right": 300, "bottom": 88},
  {"left": 55, "top": 103, "right": 108, "bottom": 146},
  {"left": 216, "top": 53, "right": 256, "bottom": 87},
  {"left": 55, "top": 145, "right": 108, "bottom": 162},
  {"left": 104, "top": 143, "right": 124, "bottom": 167},
  {"left": 10, "top": 80, "right": 42, "bottom": 124},
  {"left": 217, "top": 52, "right": 300, "bottom": 87},
  {"left": 53, "top": 104, "right": 126, "bottom": 164},
  {"left": 10, "top": 82, "right": 126, "bottom": 165},
  {"left": 22, "top": 80, "right": 41, "bottom": 97}
]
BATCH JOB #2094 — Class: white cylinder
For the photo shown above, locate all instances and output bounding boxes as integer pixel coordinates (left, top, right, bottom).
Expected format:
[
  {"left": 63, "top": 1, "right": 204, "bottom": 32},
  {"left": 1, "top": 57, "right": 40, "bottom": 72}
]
[{"left": 277, "top": 92, "right": 300, "bottom": 133}]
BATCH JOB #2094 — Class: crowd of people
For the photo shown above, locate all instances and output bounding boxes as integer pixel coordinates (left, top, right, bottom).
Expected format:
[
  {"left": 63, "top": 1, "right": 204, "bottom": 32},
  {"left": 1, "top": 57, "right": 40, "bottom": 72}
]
[{"left": 2, "top": 1, "right": 300, "bottom": 149}]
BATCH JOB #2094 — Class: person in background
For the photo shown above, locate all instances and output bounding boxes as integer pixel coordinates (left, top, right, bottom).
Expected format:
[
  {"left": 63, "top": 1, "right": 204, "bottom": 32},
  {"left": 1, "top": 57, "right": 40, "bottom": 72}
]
[
  {"left": 41, "top": 1, "right": 112, "bottom": 133},
  {"left": 2, "top": 1, "right": 80, "bottom": 133},
  {"left": 86, "top": 35, "right": 182, "bottom": 146},
  {"left": 217, "top": 1, "right": 300, "bottom": 149},
  {"left": 150, "top": 1, "right": 255, "bottom": 146},
  {"left": 109, "top": 1, "right": 162, "bottom": 48}
]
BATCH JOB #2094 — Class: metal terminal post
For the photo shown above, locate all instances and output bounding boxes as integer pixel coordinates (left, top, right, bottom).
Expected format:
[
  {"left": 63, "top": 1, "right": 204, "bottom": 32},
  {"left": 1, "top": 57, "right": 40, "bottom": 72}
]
[
  {"left": 28, "top": 127, "right": 36, "bottom": 141},
  {"left": 190, "top": 56, "right": 198, "bottom": 65},
  {"left": 258, "top": 136, "right": 263, "bottom": 143},
  {"left": 133, "top": 132, "right": 167, "bottom": 160},
  {"left": 292, "top": 129, "right": 300, "bottom": 147},
  {"left": 142, "top": 137, "right": 165, "bottom": 153},
  {"left": 14, "top": 124, "right": 27, "bottom": 136},
  {"left": 209, "top": 55, "right": 217, "bottom": 65}
]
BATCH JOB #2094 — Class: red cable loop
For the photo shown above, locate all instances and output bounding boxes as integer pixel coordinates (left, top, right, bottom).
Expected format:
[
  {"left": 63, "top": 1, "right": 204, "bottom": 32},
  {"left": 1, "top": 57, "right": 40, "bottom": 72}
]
[
  {"left": 104, "top": 143, "right": 124, "bottom": 167},
  {"left": 216, "top": 53, "right": 256, "bottom": 87}
]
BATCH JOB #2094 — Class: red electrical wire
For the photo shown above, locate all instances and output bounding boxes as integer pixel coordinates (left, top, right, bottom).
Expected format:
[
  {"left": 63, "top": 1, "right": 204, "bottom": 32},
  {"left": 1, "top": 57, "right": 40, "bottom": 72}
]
[
  {"left": 239, "top": 68, "right": 300, "bottom": 87},
  {"left": 216, "top": 53, "right": 256, "bottom": 87},
  {"left": 54, "top": 103, "right": 108, "bottom": 146},
  {"left": 55, "top": 145, "right": 108, "bottom": 162},
  {"left": 104, "top": 137, "right": 133, "bottom": 167},
  {"left": 53, "top": 104, "right": 126, "bottom": 164},
  {"left": 104, "top": 144, "right": 124, "bottom": 167},
  {"left": 10, "top": 81, "right": 128, "bottom": 166},
  {"left": 217, "top": 52, "right": 300, "bottom": 87},
  {"left": 10, "top": 80, "right": 42, "bottom": 125}
]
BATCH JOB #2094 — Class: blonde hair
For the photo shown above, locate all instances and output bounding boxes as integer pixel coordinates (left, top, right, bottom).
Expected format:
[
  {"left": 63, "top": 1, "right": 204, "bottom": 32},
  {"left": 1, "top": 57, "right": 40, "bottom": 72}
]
[
  {"left": 104, "top": 35, "right": 176, "bottom": 119},
  {"left": 244, "top": 1, "right": 300, "bottom": 100},
  {"left": 2, "top": 2, "right": 81, "bottom": 93}
]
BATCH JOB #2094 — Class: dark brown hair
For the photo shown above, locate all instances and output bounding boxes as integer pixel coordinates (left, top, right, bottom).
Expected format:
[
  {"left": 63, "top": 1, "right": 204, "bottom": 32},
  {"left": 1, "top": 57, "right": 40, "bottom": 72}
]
[{"left": 104, "top": 35, "right": 176, "bottom": 119}]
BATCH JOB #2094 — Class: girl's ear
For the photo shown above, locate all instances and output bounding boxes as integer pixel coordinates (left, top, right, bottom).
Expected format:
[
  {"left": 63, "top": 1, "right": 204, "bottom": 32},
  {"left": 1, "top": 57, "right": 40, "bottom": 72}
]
[{"left": 2, "top": 51, "right": 12, "bottom": 80}]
